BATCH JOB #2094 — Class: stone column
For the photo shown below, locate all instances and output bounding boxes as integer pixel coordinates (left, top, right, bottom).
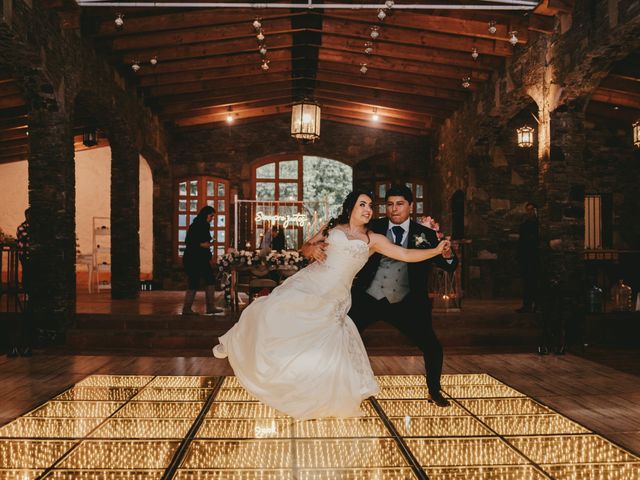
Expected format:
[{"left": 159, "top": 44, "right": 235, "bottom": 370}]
[
  {"left": 538, "top": 99, "right": 588, "bottom": 310},
  {"left": 152, "top": 163, "right": 173, "bottom": 289},
  {"left": 27, "top": 107, "right": 76, "bottom": 335},
  {"left": 109, "top": 132, "right": 140, "bottom": 299}
]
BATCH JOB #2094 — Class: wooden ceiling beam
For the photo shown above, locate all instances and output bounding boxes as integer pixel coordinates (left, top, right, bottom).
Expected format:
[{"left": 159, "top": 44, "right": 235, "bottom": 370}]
[
  {"left": 156, "top": 84, "right": 294, "bottom": 113},
  {"left": 120, "top": 33, "right": 293, "bottom": 63},
  {"left": 111, "top": 18, "right": 295, "bottom": 51},
  {"left": 0, "top": 82, "right": 22, "bottom": 98},
  {"left": 0, "top": 95, "right": 26, "bottom": 109},
  {"left": 320, "top": 33, "right": 502, "bottom": 72},
  {"left": 138, "top": 61, "right": 291, "bottom": 87},
  {"left": 317, "top": 59, "right": 475, "bottom": 92},
  {"left": 322, "top": 104, "right": 429, "bottom": 129},
  {"left": 315, "top": 78, "right": 461, "bottom": 111},
  {"left": 322, "top": 11, "right": 527, "bottom": 44},
  {"left": 319, "top": 49, "right": 488, "bottom": 82},
  {"left": 322, "top": 18, "right": 514, "bottom": 57},
  {"left": 96, "top": 10, "right": 300, "bottom": 36},
  {"left": 162, "top": 95, "right": 294, "bottom": 120},
  {"left": 148, "top": 71, "right": 293, "bottom": 97},
  {"left": 314, "top": 86, "right": 451, "bottom": 118},
  {"left": 135, "top": 48, "right": 291, "bottom": 76},
  {"left": 173, "top": 102, "right": 292, "bottom": 127},
  {"left": 0, "top": 126, "right": 28, "bottom": 142},
  {"left": 314, "top": 74, "right": 465, "bottom": 108},
  {"left": 592, "top": 88, "right": 640, "bottom": 110},
  {"left": 316, "top": 98, "right": 432, "bottom": 125},
  {"left": 322, "top": 113, "right": 426, "bottom": 136},
  {"left": 0, "top": 116, "right": 28, "bottom": 130}
]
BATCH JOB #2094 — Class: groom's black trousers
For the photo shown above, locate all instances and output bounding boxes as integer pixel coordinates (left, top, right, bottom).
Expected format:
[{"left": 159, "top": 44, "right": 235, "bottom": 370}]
[{"left": 349, "top": 290, "right": 444, "bottom": 395}]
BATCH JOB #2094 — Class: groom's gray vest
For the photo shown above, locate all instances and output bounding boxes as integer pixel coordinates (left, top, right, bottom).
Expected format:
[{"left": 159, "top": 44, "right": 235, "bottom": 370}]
[{"left": 366, "top": 228, "right": 410, "bottom": 303}]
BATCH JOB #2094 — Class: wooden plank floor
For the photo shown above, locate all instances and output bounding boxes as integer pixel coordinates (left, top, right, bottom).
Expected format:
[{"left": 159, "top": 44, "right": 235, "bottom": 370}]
[{"left": 1, "top": 351, "right": 639, "bottom": 458}]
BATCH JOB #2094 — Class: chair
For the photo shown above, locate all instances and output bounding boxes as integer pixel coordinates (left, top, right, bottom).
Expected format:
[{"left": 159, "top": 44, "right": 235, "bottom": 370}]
[{"left": 231, "top": 265, "right": 278, "bottom": 311}]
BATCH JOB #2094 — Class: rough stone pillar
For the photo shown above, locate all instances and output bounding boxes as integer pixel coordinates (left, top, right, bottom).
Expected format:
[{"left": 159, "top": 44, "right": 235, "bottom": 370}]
[
  {"left": 27, "top": 107, "right": 76, "bottom": 335},
  {"left": 109, "top": 133, "right": 140, "bottom": 299},
  {"left": 152, "top": 164, "right": 173, "bottom": 289},
  {"left": 538, "top": 100, "right": 587, "bottom": 311}
]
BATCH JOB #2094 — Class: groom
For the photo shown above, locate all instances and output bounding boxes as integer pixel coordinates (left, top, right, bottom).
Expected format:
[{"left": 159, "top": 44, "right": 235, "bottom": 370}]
[{"left": 303, "top": 184, "right": 457, "bottom": 406}]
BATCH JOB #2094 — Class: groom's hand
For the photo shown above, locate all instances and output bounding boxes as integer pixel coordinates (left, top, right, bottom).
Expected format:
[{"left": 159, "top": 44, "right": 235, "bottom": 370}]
[
  {"left": 300, "top": 239, "right": 327, "bottom": 263},
  {"left": 441, "top": 240, "right": 452, "bottom": 259}
]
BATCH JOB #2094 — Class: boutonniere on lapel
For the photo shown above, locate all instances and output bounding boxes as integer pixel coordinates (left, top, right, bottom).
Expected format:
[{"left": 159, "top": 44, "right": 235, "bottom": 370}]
[{"left": 413, "top": 233, "right": 431, "bottom": 248}]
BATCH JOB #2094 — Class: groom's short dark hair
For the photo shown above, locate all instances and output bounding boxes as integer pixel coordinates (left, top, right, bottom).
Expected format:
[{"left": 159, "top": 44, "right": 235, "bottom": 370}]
[{"left": 385, "top": 184, "right": 413, "bottom": 204}]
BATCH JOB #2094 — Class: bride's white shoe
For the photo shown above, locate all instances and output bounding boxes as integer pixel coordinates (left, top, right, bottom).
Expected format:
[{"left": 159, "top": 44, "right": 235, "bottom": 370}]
[{"left": 212, "top": 343, "right": 227, "bottom": 359}]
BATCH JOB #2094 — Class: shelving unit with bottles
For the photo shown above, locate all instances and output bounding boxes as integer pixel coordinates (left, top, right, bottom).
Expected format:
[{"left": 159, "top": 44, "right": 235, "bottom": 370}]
[{"left": 92, "top": 216, "right": 111, "bottom": 292}]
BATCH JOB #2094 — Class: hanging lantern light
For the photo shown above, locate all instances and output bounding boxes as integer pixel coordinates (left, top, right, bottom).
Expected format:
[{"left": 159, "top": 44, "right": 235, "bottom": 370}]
[
  {"left": 291, "top": 99, "right": 321, "bottom": 143},
  {"left": 517, "top": 125, "right": 535, "bottom": 148},
  {"left": 633, "top": 120, "right": 639, "bottom": 148}
]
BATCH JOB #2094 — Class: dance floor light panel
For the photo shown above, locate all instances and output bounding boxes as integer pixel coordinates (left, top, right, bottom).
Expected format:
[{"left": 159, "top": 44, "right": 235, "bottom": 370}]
[{"left": 0, "top": 374, "right": 638, "bottom": 479}]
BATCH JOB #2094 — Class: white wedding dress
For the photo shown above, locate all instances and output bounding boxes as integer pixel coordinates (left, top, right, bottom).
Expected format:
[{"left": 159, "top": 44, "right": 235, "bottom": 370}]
[{"left": 217, "top": 228, "right": 380, "bottom": 419}]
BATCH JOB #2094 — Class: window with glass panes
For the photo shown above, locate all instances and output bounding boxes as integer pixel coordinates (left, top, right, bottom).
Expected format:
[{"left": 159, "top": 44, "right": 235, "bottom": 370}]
[
  {"left": 374, "top": 181, "right": 426, "bottom": 221},
  {"left": 176, "top": 177, "right": 229, "bottom": 261},
  {"left": 253, "top": 157, "right": 303, "bottom": 249}
]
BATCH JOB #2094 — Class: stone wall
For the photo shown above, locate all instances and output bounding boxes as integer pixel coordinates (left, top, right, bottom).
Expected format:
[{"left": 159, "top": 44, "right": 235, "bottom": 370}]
[{"left": 431, "top": 0, "right": 640, "bottom": 299}]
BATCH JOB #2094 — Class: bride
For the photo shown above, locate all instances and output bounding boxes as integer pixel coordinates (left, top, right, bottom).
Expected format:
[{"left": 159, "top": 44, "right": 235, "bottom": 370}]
[{"left": 213, "top": 191, "right": 448, "bottom": 419}]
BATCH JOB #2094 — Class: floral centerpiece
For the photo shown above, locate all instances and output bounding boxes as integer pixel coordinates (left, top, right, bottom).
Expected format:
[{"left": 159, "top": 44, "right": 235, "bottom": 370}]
[
  {"left": 216, "top": 250, "right": 262, "bottom": 305},
  {"left": 265, "top": 250, "right": 308, "bottom": 271}
]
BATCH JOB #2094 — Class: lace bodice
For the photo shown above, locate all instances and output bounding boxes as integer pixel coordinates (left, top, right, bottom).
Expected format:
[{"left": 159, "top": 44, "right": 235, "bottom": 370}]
[{"left": 309, "top": 228, "right": 370, "bottom": 285}]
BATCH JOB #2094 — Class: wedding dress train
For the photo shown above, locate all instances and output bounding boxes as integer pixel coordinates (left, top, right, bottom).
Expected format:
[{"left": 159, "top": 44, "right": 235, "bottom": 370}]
[{"left": 217, "top": 228, "right": 379, "bottom": 419}]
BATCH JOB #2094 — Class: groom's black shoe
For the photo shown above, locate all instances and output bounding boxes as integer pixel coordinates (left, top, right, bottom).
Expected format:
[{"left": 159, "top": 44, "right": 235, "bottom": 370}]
[{"left": 427, "top": 392, "right": 450, "bottom": 407}]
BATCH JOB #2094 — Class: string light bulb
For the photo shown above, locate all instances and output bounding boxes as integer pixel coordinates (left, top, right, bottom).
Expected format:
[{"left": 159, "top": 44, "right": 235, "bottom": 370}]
[
  {"left": 149, "top": 56, "right": 158, "bottom": 66},
  {"left": 364, "top": 42, "right": 373, "bottom": 55},
  {"left": 259, "top": 45, "right": 267, "bottom": 56},
  {"left": 256, "top": 30, "right": 265, "bottom": 42},
  {"left": 370, "top": 26, "right": 380, "bottom": 39},
  {"left": 471, "top": 48, "right": 479, "bottom": 60},
  {"left": 360, "top": 63, "right": 368, "bottom": 74},
  {"left": 377, "top": 9, "right": 387, "bottom": 20},
  {"left": 372, "top": 107, "right": 379, "bottom": 122},
  {"left": 114, "top": 13, "right": 124, "bottom": 29},
  {"left": 261, "top": 59, "right": 270, "bottom": 71},
  {"left": 462, "top": 76, "right": 471, "bottom": 89},
  {"left": 509, "top": 31, "right": 519, "bottom": 46},
  {"left": 131, "top": 60, "right": 140, "bottom": 72},
  {"left": 252, "top": 18, "right": 262, "bottom": 30},
  {"left": 488, "top": 20, "right": 497, "bottom": 34}
]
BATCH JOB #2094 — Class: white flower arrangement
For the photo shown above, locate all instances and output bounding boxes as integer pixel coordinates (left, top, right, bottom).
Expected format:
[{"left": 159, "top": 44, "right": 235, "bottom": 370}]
[
  {"left": 266, "top": 250, "right": 307, "bottom": 270},
  {"left": 413, "top": 232, "right": 431, "bottom": 248}
]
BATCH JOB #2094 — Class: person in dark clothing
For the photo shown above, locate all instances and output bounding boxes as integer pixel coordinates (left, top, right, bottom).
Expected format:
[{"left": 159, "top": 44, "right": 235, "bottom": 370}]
[
  {"left": 516, "top": 202, "right": 539, "bottom": 313},
  {"left": 271, "top": 226, "right": 286, "bottom": 252},
  {"left": 182, "top": 206, "right": 222, "bottom": 315}
]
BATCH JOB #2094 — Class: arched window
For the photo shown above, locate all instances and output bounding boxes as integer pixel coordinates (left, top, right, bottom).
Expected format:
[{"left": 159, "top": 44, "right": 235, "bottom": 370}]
[
  {"left": 374, "top": 180, "right": 426, "bottom": 221},
  {"left": 249, "top": 155, "right": 352, "bottom": 249},
  {"left": 175, "top": 176, "right": 229, "bottom": 261}
]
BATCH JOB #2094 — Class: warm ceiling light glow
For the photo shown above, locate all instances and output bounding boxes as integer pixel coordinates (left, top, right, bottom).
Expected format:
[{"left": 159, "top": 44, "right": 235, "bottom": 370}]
[
  {"left": 633, "top": 120, "right": 639, "bottom": 148},
  {"left": 372, "top": 108, "right": 380, "bottom": 122}
]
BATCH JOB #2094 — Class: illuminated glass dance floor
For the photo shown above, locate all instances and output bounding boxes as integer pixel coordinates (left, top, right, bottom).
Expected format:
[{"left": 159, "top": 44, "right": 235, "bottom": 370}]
[{"left": 1, "top": 374, "right": 639, "bottom": 479}]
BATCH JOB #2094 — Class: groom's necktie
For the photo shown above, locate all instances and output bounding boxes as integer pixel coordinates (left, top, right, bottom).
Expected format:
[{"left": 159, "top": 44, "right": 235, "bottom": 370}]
[{"left": 391, "top": 226, "right": 405, "bottom": 246}]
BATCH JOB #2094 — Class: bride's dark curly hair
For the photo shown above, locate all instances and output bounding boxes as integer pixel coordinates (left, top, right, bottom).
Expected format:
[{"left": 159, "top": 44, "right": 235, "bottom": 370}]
[{"left": 323, "top": 190, "right": 373, "bottom": 237}]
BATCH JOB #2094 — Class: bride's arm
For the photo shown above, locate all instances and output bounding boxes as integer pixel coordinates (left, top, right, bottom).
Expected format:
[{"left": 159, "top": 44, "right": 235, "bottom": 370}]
[{"left": 369, "top": 233, "right": 447, "bottom": 262}]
